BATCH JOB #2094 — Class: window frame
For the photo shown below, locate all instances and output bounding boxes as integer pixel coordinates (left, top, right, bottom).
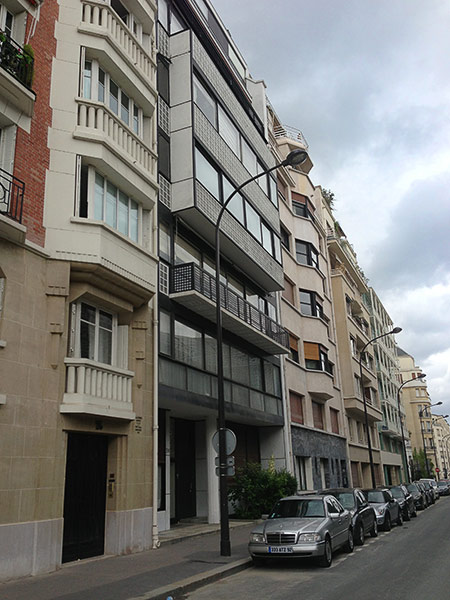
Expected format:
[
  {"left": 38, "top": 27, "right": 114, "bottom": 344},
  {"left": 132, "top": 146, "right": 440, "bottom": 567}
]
[{"left": 73, "top": 300, "right": 118, "bottom": 366}]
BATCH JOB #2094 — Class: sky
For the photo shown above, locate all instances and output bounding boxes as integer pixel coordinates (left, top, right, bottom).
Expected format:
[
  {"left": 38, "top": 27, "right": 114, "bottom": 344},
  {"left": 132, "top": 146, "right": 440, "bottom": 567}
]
[{"left": 212, "top": 0, "right": 450, "bottom": 413}]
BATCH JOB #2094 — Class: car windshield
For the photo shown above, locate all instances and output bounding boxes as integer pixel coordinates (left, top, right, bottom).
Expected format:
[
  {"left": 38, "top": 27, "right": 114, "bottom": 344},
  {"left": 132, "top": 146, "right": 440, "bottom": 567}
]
[
  {"left": 269, "top": 499, "right": 325, "bottom": 519},
  {"left": 422, "top": 482, "right": 431, "bottom": 490},
  {"left": 438, "top": 482, "right": 447, "bottom": 487},
  {"left": 390, "top": 487, "right": 404, "bottom": 499},
  {"left": 406, "top": 484, "right": 418, "bottom": 493},
  {"left": 334, "top": 492, "right": 355, "bottom": 510},
  {"left": 365, "top": 491, "right": 385, "bottom": 503}
]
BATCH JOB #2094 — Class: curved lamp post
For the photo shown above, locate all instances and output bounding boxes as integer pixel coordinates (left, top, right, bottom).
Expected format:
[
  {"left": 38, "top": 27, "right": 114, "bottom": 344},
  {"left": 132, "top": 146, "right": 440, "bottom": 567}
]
[
  {"left": 216, "top": 148, "right": 308, "bottom": 556},
  {"left": 419, "top": 401, "right": 442, "bottom": 478},
  {"left": 396, "top": 373, "right": 427, "bottom": 483},
  {"left": 359, "top": 327, "right": 402, "bottom": 488}
]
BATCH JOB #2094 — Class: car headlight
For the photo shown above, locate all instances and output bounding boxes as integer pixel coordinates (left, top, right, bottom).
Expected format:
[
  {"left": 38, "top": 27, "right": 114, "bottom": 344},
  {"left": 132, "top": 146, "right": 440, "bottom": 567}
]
[
  {"left": 298, "top": 533, "right": 321, "bottom": 543},
  {"left": 250, "top": 533, "right": 265, "bottom": 543},
  {"left": 375, "top": 507, "right": 386, "bottom": 516}
]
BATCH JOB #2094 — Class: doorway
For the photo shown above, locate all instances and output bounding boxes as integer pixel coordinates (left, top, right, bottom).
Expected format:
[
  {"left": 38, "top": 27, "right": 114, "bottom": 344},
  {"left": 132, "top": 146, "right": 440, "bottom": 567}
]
[
  {"left": 174, "top": 419, "right": 196, "bottom": 520},
  {"left": 62, "top": 433, "right": 108, "bottom": 563}
]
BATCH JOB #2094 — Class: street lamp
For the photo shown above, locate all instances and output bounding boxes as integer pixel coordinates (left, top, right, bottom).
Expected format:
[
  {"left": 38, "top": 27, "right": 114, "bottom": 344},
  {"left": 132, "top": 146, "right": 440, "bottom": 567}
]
[
  {"left": 359, "top": 327, "right": 402, "bottom": 488},
  {"left": 215, "top": 148, "right": 308, "bottom": 556},
  {"left": 396, "top": 373, "right": 427, "bottom": 483},
  {"left": 419, "top": 401, "right": 442, "bottom": 478}
]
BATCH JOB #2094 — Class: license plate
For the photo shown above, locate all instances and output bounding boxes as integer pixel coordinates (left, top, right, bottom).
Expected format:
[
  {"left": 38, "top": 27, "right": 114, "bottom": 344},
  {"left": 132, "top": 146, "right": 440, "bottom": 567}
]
[{"left": 268, "top": 546, "right": 293, "bottom": 554}]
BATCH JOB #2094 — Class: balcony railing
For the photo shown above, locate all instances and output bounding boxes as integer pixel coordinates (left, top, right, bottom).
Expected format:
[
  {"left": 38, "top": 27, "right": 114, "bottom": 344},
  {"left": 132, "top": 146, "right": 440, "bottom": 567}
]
[
  {"left": 0, "top": 168, "right": 24, "bottom": 223},
  {"left": 273, "top": 124, "right": 309, "bottom": 150},
  {"left": 80, "top": 1, "right": 155, "bottom": 81},
  {"left": 171, "top": 263, "right": 289, "bottom": 348},
  {"left": 0, "top": 32, "right": 34, "bottom": 90}
]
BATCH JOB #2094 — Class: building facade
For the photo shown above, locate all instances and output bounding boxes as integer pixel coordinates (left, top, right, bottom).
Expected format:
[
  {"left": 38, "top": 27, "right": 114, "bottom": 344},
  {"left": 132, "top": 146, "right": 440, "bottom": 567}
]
[
  {"left": 269, "top": 112, "right": 348, "bottom": 491},
  {"left": 156, "top": 0, "right": 290, "bottom": 529},
  {"left": 432, "top": 414, "right": 450, "bottom": 479},
  {"left": 368, "top": 288, "right": 405, "bottom": 485},
  {"left": 0, "top": 0, "right": 159, "bottom": 580}
]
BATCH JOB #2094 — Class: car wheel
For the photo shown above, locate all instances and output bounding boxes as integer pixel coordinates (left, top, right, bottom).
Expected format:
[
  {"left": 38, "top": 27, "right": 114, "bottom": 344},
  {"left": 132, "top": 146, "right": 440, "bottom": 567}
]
[
  {"left": 344, "top": 528, "right": 354, "bottom": 553},
  {"left": 354, "top": 522, "right": 365, "bottom": 546},
  {"left": 397, "top": 511, "right": 403, "bottom": 526},
  {"left": 369, "top": 518, "right": 378, "bottom": 537},
  {"left": 319, "top": 537, "right": 332, "bottom": 568},
  {"left": 383, "top": 514, "right": 391, "bottom": 531},
  {"left": 412, "top": 508, "right": 417, "bottom": 518},
  {"left": 404, "top": 508, "right": 411, "bottom": 521}
]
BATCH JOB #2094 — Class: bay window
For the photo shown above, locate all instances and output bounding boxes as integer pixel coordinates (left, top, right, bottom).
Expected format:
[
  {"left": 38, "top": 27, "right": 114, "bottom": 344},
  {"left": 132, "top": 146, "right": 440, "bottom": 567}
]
[
  {"left": 295, "top": 240, "right": 319, "bottom": 269},
  {"left": 299, "top": 290, "right": 324, "bottom": 319},
  {"left": 304, "top": 342, "right": 333, "bottom": 375},
  {"left": 94, "top": 173, "right": 139, "bottom": 242}
]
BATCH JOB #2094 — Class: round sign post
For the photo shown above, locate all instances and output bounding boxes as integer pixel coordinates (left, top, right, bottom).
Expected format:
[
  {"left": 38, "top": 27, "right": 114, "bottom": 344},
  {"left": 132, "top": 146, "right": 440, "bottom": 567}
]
[{"left": 212, "top": 428, "right": 236, "bottom": 456}]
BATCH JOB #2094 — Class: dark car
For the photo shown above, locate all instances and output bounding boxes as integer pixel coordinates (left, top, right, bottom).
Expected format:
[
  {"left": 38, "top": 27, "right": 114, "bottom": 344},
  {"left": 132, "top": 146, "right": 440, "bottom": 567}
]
[
  {"left": 437, "top": 481, "right": 450, "bottom": 496},
  {"left": 406, "top": 482, "right": 427, "bottom": 510},
  {"left": 363, "top": 488, "right": 403, "bottom": 531},
  {"left": 389, "top": 485, "right": 417, "bottom": 520},
  {"left": 320, "top": 488, "right": 377, "bottom": 545},
  {"left": 417, "top": 480, "right": 435, "bottom": 505}
]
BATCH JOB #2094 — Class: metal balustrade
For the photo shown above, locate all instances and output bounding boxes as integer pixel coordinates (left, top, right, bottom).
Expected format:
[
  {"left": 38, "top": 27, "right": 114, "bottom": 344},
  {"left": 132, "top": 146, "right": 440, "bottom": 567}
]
[
  {"left": 171, "top": 263, "right": 289, "bottom": 348},
  {"left": 0, "top": 32, "right": 34, "bottom": 90},
  {"left": 0, "top": 168, "right": 24, "bottom": 223}
]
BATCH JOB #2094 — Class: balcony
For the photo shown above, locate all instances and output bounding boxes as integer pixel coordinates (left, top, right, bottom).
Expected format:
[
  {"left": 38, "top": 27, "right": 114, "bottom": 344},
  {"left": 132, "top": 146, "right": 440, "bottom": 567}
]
[
  {"left": 305, "top": 369, "right": 335, "bottom": 401},
  {"left": 170, "top": 263, "right": 289, "bottom": 355},
  {"left": 0, "top": 33, "right": 35, "bottom": 118},
  {"left": 344, "top": 395, "right": 382, "bottom": 423},
  {"left": 0, "top": 168, "right": 26, "bottom": 243},
  {"left": 61, "top": 358, "right": 135, "bottom": 420}
]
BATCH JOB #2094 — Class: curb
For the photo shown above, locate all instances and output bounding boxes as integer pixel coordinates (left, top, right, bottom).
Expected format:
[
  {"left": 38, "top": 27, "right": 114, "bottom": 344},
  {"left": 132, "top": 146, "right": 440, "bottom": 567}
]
[{"left": 127, "top": 557, "right": 252, "bottom": 600}]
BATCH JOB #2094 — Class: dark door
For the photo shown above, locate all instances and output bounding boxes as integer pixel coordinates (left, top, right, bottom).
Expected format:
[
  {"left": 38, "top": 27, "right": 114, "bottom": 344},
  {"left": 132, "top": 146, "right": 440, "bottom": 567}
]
[
  {"left": 174, "top": 419, "right": 196, "bottom": 520},
  {"left": 62, "top": 433, "right": 108, "bottom": 563}
]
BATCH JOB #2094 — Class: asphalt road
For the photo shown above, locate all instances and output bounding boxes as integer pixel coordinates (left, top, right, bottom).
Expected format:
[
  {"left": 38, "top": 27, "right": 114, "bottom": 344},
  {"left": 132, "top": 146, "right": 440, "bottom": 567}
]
[{"left": 185, "top": 496, "right": 450, "bottom": 600}]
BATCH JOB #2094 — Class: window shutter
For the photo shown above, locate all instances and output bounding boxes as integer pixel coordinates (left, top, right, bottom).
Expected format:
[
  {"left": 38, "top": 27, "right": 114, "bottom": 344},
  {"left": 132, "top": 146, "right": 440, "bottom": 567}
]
[
  {"left": 290, "top": 391, "right": 303, "bottom": 424},
  {"left": 289, "top": 335, "right": 298, "bottom": 352},
  {"left": 304, "top": 342, "right": 319, "bottom": 361}
]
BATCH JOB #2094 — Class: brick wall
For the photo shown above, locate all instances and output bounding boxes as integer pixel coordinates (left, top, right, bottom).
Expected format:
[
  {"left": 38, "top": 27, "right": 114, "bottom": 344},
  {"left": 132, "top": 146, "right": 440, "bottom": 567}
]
[{"left": 14, "top": 0, "right": 59, "bottom": 247}]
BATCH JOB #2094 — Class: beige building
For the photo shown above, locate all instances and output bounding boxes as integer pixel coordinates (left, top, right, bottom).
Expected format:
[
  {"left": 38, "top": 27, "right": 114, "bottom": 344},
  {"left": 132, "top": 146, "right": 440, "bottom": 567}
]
[
  {"left": 325, "top": 214, "right": 383, "bottom": 487},
  {"left": 397, "top": 349, "right": 433, "bottom": 479},
  {"left": 431, "top": 414, "right": 450, "bottom": 479},
  {"left": 268, "top": 115, "right": 348, "bottom": 490},
  {"left": 1, "top": 0, "right": 158, "bottom": 580}
]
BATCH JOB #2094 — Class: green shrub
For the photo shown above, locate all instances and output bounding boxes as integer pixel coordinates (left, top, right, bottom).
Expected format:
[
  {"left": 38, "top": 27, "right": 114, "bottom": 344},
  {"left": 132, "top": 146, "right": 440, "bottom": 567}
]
[{"left": 229, "top": 462, "right": 297, "bottom": 519}]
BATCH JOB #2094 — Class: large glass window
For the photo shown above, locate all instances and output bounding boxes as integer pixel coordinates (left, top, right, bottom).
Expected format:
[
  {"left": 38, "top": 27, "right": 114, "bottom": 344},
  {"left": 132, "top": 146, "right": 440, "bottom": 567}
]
[
  {"left": 175, "top": 236, "right": 201, "bottom": 265},
  {"left": 174, "top": 320, "right": 203, "bottom": 369},
  {"left": 193, "top": 75, "right": 217, "bottom": 127},
  {"left": 218, "top": 106, "right": 240, "bottom": 157},
  {"left": 295, "top": 240, "right": 319, "bottom": 268},
  {"left": 195, "top": 148, "right": 220, "bottom": 199},
  {"left": 94, "top": 172, "right": 139, "bottom": 242},
  {"left": 245, "top": 201, "right": 261, "bottom": 242},
  {"left": 160, "top": 310, "right": 171, "bottom": 355},
  {"left": 242, "top": 139, "right": 257, "bottom": 177},
  {"left": 79, "top": 302, "right": 113, "bottom": 365},
  {"left": 83, "top": 60, "right": 92, "bottom": 99}
]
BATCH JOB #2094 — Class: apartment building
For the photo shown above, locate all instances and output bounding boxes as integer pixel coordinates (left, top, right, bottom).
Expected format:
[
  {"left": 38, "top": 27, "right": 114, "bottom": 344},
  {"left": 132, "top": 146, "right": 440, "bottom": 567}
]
[
  {"left": 0, "top": 0, "right": 158, "bottom": 579},
  {"left": 432, "top": 414, "right": 450, "bottom": 479},
  {"left": 325, "top": 211, "right": 383, "bottom": 487},
  {"left": 397, "top": 349, "right": 432, "bottom": 479},
  {"left": 156, "top": 0, "right": 290, "bottom": 528},
  {"left": 267, "top": 112, "right": 348, "bottom": 490},
  {"left": 367, "top": 288, "right": 404, "bottom": 484}
]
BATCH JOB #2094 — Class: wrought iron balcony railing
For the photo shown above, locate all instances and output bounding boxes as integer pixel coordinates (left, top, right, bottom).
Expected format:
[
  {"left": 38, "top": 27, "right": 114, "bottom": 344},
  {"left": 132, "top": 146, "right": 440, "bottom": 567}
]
[
  {"left": 0, "top": 168, "right": 24, "bottom": 223},
  {"left": 171, "top": 263, "right": 289, "bottom": 349},
  {"left": 0, "top": 32, "right": 34, "bottom": 90}
]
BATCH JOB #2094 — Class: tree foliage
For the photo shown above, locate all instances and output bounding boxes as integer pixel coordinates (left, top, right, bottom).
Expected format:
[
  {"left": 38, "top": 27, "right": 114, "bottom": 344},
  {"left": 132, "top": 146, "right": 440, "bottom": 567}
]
[
  {"left": 228, "top": 462, "right": 297, "bottom": 519},
  {"left": 411, "top": 448, "right": 434, "bottom": 479},
  {"left": 322, "top": 188, "right": 335, "bottom": 208}
]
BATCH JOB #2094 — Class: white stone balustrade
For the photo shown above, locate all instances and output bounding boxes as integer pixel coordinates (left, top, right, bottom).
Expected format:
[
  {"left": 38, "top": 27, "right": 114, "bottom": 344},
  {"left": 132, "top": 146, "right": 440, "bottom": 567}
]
[
  {"left": 76, "top": 99, "right": 157, "bottom": 176},
  {"left": 80, "top": 1, "right": 156, "bottom": 81},
  {"left": 62, "top": 358, "right": 135, "bottom": 420}
]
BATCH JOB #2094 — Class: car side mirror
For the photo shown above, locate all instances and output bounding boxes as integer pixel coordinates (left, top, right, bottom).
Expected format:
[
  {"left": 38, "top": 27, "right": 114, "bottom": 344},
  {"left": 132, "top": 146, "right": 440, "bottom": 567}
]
[{"left": 329, "top": 511, "right": 340, "bottom": 518}]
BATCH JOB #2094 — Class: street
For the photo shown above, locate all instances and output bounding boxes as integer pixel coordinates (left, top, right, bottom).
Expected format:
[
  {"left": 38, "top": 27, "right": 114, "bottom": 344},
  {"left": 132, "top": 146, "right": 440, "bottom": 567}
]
[{"left": 185, "top": 497, "right": 450, "bottom": 600}]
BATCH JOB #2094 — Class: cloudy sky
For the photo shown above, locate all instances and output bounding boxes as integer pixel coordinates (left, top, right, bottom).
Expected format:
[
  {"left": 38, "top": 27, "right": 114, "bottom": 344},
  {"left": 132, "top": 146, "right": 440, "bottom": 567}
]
[{"left": 213, "top": 0, "right": 450, "bottom": 412}]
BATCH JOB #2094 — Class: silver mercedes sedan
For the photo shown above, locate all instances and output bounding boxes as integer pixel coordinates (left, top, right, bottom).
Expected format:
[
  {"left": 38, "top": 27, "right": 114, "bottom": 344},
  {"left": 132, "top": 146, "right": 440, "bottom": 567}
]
[{"left": 248, "top": 494, "right": 353, "bottom": 567}]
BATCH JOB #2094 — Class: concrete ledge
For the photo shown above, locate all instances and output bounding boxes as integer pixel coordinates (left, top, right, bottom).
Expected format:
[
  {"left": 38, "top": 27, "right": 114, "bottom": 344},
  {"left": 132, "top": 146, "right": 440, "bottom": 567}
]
[{"left": 127, "top": 557, "right": 252, "bottom": 600}]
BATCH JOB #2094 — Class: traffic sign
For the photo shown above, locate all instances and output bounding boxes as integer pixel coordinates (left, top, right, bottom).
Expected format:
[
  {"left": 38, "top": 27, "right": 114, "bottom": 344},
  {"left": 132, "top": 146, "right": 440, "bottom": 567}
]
[{"left": 211, "top": 428, "right": 237, "bottom": 455}]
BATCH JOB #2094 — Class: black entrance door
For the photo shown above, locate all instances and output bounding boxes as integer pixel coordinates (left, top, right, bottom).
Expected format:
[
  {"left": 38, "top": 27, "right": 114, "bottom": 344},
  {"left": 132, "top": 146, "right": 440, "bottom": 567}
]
[
  {"left": 174, "top": 419, "right": 196, "bottom": 520},
  {"left": 62, "top": 433, "right": 108, "bottom": 563}
]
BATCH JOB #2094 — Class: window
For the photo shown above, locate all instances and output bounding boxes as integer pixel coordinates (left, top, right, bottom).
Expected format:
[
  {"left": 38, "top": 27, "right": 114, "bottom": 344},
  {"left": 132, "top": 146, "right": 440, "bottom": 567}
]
[
  {"left": 174, "top": 320, "right": 203, "bottom": 369},
  {"left": 350, "top": 336, "right": 357, "bottom": 357},
  {"left": 175, "top": 236, "right": 201, "bottom": 265},
  {"left": 280, "top": 225, "right": 290, "bottom": 250},
  {"left": 195, "top": 148, "right": 220, "bottom": 199},
  {"left": 160, "top": 310, "right": 171, "bottom": 355},
  {"left": 245, "top": 200, "right": 261, "bottom": 242},
  {"left": 290, "top": 391, "right": 304, "bottom": 424},
  {"left": 292, "top": 200, "right": 307, "bottom": 217},
  {"left": 295, "top": 240, "right": 319, "bottom": 268},
  {"left": 94, "top": 173, "right": 139, "bottom": 241},
  {"left": 289, "top": 335, "right": 299, "bottom": 363},
  {"left": 81, "top": 58, "right": 143, "bottom": 137},
  {"left": 330, "top": 408, "right": 340, "bottom": 434},
  {"left": 242, "top": 138, "right": 257, "bottom": 177},
  {"left": 312, "top": 401, "right": 324, "bottom": 430},
  {"left": 218, "top": 106, "right": 240, "bottom": 156},
  {"left": 299, "top": 290, "right": 324, "bottom": 319},
  {"left": 75, "top": 302, "right": 115, "bottom": 365},
  {"left": 193, "top": 75, "right": 217, "bottom": 127},
  {"left": 304, "top": 342, "right": 333, "bottom": 374},
  {"left": 282, "top": 278, "right": 295, "bottom": 304}
]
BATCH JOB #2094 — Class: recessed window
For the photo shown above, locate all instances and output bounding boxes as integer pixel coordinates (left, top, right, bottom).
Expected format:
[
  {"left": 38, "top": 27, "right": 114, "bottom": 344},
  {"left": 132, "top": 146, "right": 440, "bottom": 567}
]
[
  {"left": 94, "top": 172, "right": 139, "bottom": 242},
  {"left": 299, "top": 290, "right": 324, "bottom": 319},
  {"left": 289, "top": 335, "right": 299, "bottom": 363},
  {"left": 245, "top": 201, "right": 261, "bottom": 242},
  {"left": 290, "top": 391, "right": 304, "bottom": 424},
  {"left": 218, "top": 106, "right": 240, "bottom": 157},
  {"left": 282, "top": 278, "right": 295, "bottom": 305},
  {"left": 304, "top": 342, "right": 333, "bottom": 375},
  {"left": 195, "top": 148, "right": 220, "bottom": 199},
  {"left": 295, "top": 240, "right": 319, "bottom": 268},
  {"left": 242, "top": 138, "right": 257, "bottom": 177},
  {"left": 193, "top": 75, "right": 217, "bottom": 127},
  {"left": 312, "top": 401, "right": 324, "bottom": 430},
  {"left": 330, "top": 408, "right": 340, "bottom": 434},
  {"left": 79, "top": 302, "right": 114, "bottom": 365}
]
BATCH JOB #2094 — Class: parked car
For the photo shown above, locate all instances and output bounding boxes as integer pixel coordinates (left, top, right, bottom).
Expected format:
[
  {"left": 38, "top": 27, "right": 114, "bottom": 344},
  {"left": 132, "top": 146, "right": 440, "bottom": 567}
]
[
  {"left": 406, "top": 482, "right": 427, "bottom": 510},
  {"left": 420, "top": 478, "right": 439, "bottom": 501},
  {"left": 418, "top": 480, "right": 435, "bottom": 504},
  {"left": 363, "top": 488, "right": 403, "bottom": 531},
  {"left": 415, "top": 481, "right": 432, "bottom": 507},
  {"left": 248, "top": 494, "right": 354, "bottom": 568},
  {"left": 320, "top": 488, "right": 377, "bottom": 545},
  {"left": 437, "top": 481, "right": 450, "bottom": 496},
  {"left": 389, "top": 485, "right": 417, "bottom": 520}
]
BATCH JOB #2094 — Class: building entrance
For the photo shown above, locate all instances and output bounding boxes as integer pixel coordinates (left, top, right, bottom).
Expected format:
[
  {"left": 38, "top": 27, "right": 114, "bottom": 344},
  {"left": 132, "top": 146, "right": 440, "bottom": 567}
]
[
  {"left": 62, "top": 433, "right": 108, "bottom": 563},
  {"left": 174, "top": 418, "right": 196, "bottom": 520}
]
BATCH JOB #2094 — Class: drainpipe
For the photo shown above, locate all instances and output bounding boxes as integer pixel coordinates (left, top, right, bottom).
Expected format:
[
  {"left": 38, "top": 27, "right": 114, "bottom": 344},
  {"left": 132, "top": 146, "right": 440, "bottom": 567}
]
[{"left": 152, "top": 205, "right": 160, "bottom": 549}]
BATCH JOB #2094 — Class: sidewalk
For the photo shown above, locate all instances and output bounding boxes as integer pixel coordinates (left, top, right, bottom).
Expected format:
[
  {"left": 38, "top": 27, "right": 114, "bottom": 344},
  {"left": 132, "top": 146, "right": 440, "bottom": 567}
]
[{"left": 0, "top": 520, "right": 255, "bottom": 600}]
